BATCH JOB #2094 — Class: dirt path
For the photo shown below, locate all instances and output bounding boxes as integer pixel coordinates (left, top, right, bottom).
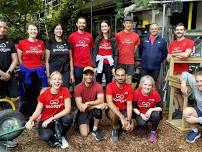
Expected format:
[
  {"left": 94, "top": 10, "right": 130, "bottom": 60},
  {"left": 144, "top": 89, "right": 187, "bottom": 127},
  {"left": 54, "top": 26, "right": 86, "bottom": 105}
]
[{"left": 11, "top": 117, "right": 202, "bottom": 152}]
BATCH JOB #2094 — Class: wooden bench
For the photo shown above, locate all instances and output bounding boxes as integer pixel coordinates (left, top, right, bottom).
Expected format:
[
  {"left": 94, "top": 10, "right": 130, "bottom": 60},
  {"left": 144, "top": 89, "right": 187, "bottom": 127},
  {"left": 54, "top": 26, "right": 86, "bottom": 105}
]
[{"left": 166, "top": 57, "right": 202, "bottom": 132}]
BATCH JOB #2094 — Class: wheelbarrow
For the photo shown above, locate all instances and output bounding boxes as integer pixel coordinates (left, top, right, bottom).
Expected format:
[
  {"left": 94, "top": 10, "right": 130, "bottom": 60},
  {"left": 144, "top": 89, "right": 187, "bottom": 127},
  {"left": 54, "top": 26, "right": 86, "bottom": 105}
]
[{"left": 0, "top": 109, "right": 25, "bottom": 152}]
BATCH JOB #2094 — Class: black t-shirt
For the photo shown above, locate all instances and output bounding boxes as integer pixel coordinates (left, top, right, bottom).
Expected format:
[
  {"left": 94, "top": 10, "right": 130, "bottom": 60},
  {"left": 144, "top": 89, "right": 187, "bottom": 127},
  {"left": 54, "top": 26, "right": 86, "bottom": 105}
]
[
  {"left": 0, "top": 37, "right": 16, "bottom": 71},
  {"left": 46, "top": 40, "right": 70, "bottom": 73}
]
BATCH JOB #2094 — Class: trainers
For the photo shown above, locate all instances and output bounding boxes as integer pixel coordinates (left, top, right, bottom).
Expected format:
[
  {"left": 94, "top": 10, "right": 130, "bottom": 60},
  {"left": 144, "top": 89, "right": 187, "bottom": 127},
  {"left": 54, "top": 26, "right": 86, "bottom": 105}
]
[
  {"left": 91, "top": 130, "right": 104, "bottom": 141},
  {"left": 2, "top": 140, "right": 18, "bottom": 148},
  {"left": 186, "top": 130, "right": 201, "bottom": 143},
  {"left": 60, "top": 136, "right": 69, "bottom": 149},
  {"left": 111, "top": 128, "right": 119, "bottom": 143},
  {"left": 48, "top": 139, "right": 61, "bottom": 148},
  {"left": 148, "top": 131, "right": 157, "bottom": 143}
]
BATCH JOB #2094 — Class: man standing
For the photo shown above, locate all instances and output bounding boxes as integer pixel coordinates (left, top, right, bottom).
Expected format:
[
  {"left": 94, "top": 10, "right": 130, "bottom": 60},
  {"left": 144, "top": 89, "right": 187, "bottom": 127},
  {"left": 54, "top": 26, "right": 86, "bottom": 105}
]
[
  {"left": 139, "top": 23, "right": 167, "bottom": 81},
  {"left": 74, "top": 66, "right": 107, "bottom": 141},
  {"left": 167, "top": 23, "right": 194, "bottom": 118},
  {"left": 0, "top": 17, "right": 18, "bottom": 148},
  {"left": 68, "top": 17, "right": 94, "bottom": 85},
  {"left": 106, "top": 66, "right": 134, "bottom": 143},
  {"left": 181, "top": 71, "right": 202, "bottom": 143},
  {"left": 116, "top": 16, "right": 140, "bottom": 85}
]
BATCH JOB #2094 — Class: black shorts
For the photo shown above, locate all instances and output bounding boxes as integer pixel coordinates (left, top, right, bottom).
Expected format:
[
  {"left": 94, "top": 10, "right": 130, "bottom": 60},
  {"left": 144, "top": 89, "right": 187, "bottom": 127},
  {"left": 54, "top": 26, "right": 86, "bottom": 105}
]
[
  {"left": 118, "top": 64, "right": 134, "bottom": 75},
  {"left": 77, "top": 108, "right": 102, "bottom": 126},
  {"left": 0, "top": 75, "right": 18, "bottom": 98}
]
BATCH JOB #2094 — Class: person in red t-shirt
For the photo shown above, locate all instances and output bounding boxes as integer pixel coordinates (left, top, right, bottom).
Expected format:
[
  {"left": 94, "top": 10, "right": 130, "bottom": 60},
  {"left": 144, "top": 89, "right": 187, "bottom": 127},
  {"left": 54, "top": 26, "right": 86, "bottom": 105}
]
[
  {"left": 25, "top": 71, "right": 72, "bottom": 149},
  {"left": 106, "top": 65, "right": 134, "bottom": 143},
  {"left": 133, "top": 75, "right": 162, "bottom": 143},
  {"left": 167, "top": 23, "right": 194, "bottom": 119},
  {"left": 116, "top": 16, "right": 140, "bottom": 85},
  {"left": 17, "top": 24, "right": 48, "bottom": 117},
  {"left": 74, "top": 66, "right": 107, "bottom": 141},
  {"left": 68, "top": 17, "right": 94, "bottom": 85},
  {"left": 92, "top": 20, "right": 118, "bottom": 86}
]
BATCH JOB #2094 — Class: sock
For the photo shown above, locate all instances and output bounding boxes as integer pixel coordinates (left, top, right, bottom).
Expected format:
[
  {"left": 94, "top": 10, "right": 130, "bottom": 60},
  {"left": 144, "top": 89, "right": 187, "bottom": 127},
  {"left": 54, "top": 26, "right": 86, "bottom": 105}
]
[
  {"left": 93, "top": 126, "right": 98, "bottom": 132},
  {"left": 191, "top": 128, "right": 198, "bottom": 133}
]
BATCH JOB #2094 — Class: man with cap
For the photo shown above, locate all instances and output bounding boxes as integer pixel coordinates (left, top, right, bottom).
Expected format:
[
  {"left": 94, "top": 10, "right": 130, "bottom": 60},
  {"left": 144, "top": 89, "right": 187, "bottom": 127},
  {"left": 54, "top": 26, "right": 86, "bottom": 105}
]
[
  {"left": 74, "top": 66, "right": 107, "bottom": 141},
  {"left": 115, "top": 16, "right": 140, "bottom": 85}
]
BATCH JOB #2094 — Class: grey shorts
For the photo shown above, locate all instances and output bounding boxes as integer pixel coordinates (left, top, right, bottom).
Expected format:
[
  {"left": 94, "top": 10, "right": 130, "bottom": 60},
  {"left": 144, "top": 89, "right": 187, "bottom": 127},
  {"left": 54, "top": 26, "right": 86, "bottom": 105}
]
[{"left": 118, "top": 64, "right": 134, "bottom": 75}]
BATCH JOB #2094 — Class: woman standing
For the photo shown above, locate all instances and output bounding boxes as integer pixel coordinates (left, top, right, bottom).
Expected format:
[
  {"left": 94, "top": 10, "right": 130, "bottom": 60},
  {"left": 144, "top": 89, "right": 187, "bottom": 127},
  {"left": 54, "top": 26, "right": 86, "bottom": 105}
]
[
  {"left": 17, "top": 24, "right": 48, "bottom": 117},
  {"left": 92, "top": 20, "right": 118, "bottom": 86},
  {"left": 133, "top": 75, "right": 162, "bottom": 143},
  {"left": 25, "top": 71, "right": 73, "bottom": 149},
  {"left": 45, "top": 24, "right": 74, "bottom": 88}
]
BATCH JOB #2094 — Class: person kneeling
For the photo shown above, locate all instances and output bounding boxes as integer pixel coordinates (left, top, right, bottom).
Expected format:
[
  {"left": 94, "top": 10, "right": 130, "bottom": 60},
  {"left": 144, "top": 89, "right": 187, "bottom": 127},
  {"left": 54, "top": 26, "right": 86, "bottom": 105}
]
[
  {"left": 181, "top": 71, "right": 202, "bottom": 143},
  {"left": 25, "top": 71, "right": 73, "bottom": 149},
  {"left": 74, "top": 67, "right": 107, "bottom": 141},
  {"left": 133, "top": 75, "right": 162, "bottom": 143},
  {"left": 106, "top": 66, "right": 134, "bottom": 143}
]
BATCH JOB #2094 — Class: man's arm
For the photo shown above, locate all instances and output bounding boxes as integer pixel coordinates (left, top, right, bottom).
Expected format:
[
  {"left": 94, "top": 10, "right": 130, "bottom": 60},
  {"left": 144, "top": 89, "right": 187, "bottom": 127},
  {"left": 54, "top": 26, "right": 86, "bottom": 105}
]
[
  {"left": 127, "top": 100, "right": 133, "bottom": 121},
  {"left": 75, "top": 97, "right": 87, "bottom": 112},
  {"left": 172, "top": 48, "right": 192, "bottom": 58},
  {"left": 181, "top": 72, "right": 195, "bottom": 95},
  {"left": 106, "top": 94, "right": 125, "bottom": 120}
]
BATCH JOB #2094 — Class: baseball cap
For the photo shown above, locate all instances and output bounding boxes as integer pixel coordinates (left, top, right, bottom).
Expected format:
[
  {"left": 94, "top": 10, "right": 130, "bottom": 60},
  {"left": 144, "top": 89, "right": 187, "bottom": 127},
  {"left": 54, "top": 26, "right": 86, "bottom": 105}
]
[
  {"left": 83, "top": 66, "right": 95, "bottom": 74},
  {"left": 124, "top": 16, "right": 133, "bottom": 21}
]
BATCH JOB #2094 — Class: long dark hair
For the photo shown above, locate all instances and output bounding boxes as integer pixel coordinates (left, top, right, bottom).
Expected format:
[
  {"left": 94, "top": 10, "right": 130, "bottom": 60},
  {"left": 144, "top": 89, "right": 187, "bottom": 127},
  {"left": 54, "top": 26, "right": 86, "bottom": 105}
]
[
  {"left": 96, "top": 20, "right": 112, "bottom": 42},
  {"left": 48, "top": 23, "right": 66, "bottom": 43}
]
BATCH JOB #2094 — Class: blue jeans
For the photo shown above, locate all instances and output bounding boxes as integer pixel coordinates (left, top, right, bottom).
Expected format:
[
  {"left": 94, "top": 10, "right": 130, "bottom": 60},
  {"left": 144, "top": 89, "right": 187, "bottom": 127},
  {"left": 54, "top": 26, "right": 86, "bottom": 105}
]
[{"left": 74, "top": 66, "right": 84, "bottom": 85}]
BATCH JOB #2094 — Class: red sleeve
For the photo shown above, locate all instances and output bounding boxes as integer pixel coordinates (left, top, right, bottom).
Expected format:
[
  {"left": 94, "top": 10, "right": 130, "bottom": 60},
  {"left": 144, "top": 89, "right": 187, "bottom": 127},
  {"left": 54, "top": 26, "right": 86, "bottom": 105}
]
[
  {"left": 74, "top": 85, "right": 81, "bottom": 97},
  {"left": 168, "top": 41, "right": 173, "bottom": 54},
  {"left": 96, "top": 83, "right": 104, "bottom": 94},
  {"left": 17, "top": 40, "right": 23, "bottom": 50},
  {"left": 41, "top": 40, "right": 46, "bottom": 50},
  {"left": 106, "top": 83, "right": 113, "bottom": 95},
  {"left": 37, "top": 91, "right": 46, "bottom": 104},
  {"left": 153, "top": 90, "right": 161, "bottom": 103},
  {"left": 63, "top": 87, "right": 72, "bottom": 99},
  {"left": 90, "top": 34, "right": 94, "bottom": 49},
  {"left": 127, "top": 86, "right": 134, "bottom": 101},
  {"left": 136, "top": 35, "right": 140, "bottom": 46},
  {"left": 186, "top": 40, "right": 194, "bottom": 50}
]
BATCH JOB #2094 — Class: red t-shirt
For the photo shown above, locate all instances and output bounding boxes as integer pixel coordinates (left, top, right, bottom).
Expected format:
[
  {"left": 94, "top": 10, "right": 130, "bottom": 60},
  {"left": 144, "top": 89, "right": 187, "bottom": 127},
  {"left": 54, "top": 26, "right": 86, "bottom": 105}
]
[
  {"left": 106, "top": 81, "right": 133, "bottom": 110},
  {"left": 37, "top": 87, "right": 71, "bottom": 121},
  {"left": 17, "top": 39, "right": 45, "bottom": 68},
  {"left": 168, "top": 38, "right": 194, "bottom": 74},
  {"left": 74, "top": 81, "right": 103, "bottom": 103},
  {"left": 133, "top": 88, "right": 161, "bottom": 114},
  {"left": 98, "top": 39, "right": 113, "bottom": 64},
  {"left": 116, "top": 31, "right": 140, "bottom": 64},
  {"left": 68, "top": 31, "right": 93, "bottom": 67}
]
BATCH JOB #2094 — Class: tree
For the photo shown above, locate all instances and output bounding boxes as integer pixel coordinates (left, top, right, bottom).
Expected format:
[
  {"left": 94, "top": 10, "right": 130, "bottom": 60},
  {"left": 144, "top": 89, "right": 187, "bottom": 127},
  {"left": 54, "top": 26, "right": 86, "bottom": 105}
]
[{"left": 0, "top": 0, "right": 43, "bottom": 42}]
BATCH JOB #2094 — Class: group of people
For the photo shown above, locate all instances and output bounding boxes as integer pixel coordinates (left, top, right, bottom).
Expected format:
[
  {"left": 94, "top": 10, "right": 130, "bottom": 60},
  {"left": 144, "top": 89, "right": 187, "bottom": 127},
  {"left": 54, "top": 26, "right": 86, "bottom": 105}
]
[{"left": 0, "top": 13, "right": 201, "bottom": 149}]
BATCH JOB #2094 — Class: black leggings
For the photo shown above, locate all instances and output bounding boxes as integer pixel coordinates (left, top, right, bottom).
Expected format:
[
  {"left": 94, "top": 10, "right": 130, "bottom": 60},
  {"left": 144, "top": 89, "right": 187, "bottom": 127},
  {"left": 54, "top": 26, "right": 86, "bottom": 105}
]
[
  {"left": 96, "top": 64, "right": 113, "bottom": 86},
  {"left": 135, "top": 111, "right": 161, "bottom": 131},
  {"left": 19, "top": 72, "right": 41, "bottom": 116},
  {"left": 38, "top": 114, "right": 73, "bottom": 142}
]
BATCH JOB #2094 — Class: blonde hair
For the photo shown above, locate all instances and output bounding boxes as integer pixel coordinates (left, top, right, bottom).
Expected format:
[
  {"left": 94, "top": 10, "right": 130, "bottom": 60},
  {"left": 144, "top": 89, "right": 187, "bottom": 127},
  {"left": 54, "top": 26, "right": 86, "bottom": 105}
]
[
  {"left": 49, "top": 71, "right": 63, "bottom": 80},
  {"left": 138, "top": 75, "right": 156, "bottom": 89}
]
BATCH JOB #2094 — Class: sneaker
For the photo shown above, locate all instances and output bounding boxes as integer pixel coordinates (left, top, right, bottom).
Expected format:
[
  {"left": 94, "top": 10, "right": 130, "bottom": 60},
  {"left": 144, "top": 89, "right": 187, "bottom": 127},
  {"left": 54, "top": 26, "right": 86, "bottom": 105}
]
[
  {"left": 60, "top": 136, "right": 69, "bottom": 149},
  {"left": 148, "top": 131, "right": 157, "bottom": 143},
  {"left": 111, "top": 128, "right": 119, "bottom": 143},
  {"left": 91, "top": 130, "right": 104, "bottom": 141},
  {"left": 186, "top": 130, "right": 201, "bottom": 143},
  {"left": 48, "top": 139, "right": 61, "bottom": 148},
  {"left": 2, "top": 140, "right": 18, "bottom": 148}
]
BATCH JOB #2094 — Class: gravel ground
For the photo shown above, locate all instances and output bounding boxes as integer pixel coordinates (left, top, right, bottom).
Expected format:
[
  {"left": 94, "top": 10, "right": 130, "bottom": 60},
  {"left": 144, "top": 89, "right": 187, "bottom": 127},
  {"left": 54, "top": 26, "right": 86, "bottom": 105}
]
[{"left": 8, "top": 114, "right": 202, "bottom": 152}]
